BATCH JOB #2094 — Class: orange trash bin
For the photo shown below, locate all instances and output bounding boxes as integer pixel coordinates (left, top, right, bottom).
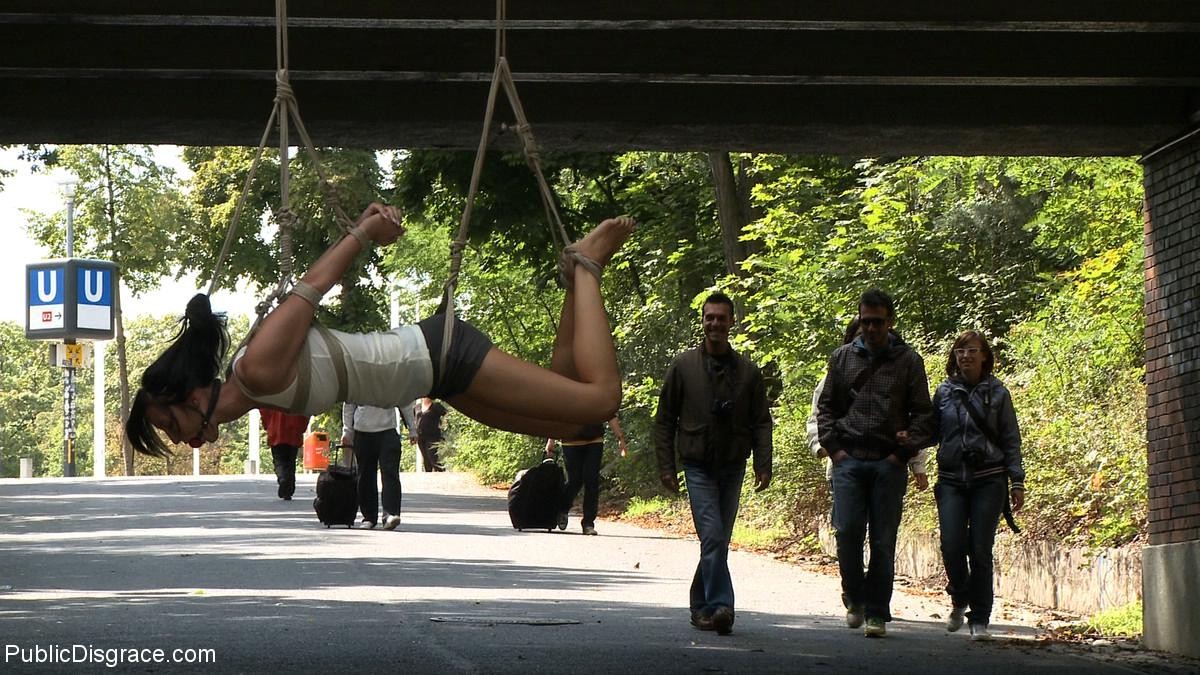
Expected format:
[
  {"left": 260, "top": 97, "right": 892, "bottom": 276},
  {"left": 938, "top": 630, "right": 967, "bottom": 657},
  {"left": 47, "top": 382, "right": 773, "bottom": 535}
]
[{"left": 303, "top": 431, "right": 331, "bottom": 472}]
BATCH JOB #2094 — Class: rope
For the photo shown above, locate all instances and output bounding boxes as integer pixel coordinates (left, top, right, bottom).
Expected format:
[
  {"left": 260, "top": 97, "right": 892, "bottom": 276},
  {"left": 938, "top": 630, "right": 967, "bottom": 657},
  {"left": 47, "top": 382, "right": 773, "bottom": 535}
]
[
  {"left": 440, "top": 0, "right": 572, "bottom": 375},
  {"left": 494, "top": 0, "right": 507, "bottom": 65},
  {"left": 208, "top": 0, "right": 569, "bottom": 384},
  {"left": 208, "top": 0, "right": 355, "bottom": 369}
]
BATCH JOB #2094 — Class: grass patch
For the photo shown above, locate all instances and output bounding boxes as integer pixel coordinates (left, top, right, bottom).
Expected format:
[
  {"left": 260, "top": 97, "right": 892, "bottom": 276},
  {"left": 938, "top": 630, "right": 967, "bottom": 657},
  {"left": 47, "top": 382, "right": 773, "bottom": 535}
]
[
  {"left": 1054, "top": 601, "right": 1143, "bottom": 639},
  {"left": 731, "top": 522, "right": 787, "bottom": 550},
  {"left": 1083, "top": 601, "right": 1142, "bottom": 638},
  {"left": 624, "top": 496, "right": 673, "bottom": 519}
]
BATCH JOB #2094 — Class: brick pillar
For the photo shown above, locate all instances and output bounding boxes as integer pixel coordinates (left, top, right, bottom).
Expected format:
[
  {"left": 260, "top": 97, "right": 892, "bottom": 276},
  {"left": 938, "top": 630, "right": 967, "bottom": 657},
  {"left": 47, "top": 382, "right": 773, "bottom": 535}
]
[{"left": 1141, "top": 127, "right": 1200, "bottom": 658}]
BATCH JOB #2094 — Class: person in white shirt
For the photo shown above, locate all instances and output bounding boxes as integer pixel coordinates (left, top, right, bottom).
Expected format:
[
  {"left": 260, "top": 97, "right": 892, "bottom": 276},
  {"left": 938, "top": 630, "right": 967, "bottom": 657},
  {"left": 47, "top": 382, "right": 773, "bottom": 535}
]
[{"left": 342, "top": 402, "right": 409, "bottom": 530}]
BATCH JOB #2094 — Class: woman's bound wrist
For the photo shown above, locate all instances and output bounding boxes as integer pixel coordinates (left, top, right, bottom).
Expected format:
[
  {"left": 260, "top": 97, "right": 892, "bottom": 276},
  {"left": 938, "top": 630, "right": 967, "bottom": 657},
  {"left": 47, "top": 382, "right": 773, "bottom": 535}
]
[
  {"left": 346, "top": 224, "right": 373, "bottom": 249},
  {"left": 288, "top": 281, "right": 324, "bottom": 308}
]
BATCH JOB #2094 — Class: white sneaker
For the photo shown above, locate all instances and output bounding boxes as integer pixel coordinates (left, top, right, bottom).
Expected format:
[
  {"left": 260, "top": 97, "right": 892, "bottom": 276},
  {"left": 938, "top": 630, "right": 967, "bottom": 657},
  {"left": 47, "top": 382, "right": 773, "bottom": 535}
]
[
  {"left": 357, "top": 519, "right": 377, "bottom": 530},
  {"left": 845, "top": 606, "right": 864, "bottom": 629},
  {"left": 382, "top": 515, "right": 402, "bottom": 531},
  {"left": 946, "top": 606, "right": 966, "bottom": 632},
  {"left": 969, "top": 623, "right": 991, "bottom": 641}
]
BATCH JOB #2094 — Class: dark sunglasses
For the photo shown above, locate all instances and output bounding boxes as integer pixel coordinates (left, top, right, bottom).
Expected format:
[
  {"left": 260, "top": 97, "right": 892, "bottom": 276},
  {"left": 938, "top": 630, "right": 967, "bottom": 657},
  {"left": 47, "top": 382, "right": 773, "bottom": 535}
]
[{"left": 859, "top": 317, "right": 887, "bottom": 327}]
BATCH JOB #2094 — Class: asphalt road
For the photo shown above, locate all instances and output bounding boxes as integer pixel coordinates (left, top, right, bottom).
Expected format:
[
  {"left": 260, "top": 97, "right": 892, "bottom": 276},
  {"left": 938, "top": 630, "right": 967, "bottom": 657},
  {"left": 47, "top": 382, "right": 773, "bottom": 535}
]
[{"left": 0, "top": 474, "right": 1190, "bottom": 674}]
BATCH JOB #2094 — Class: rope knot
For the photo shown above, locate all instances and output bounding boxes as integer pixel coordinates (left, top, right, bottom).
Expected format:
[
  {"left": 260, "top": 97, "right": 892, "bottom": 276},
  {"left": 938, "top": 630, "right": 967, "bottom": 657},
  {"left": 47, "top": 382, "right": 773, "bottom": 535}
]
[
  {"left": 275, "top": 207, "right": 297, "bottom": 227},
  {"left": 274, "top": 207, "right": 297, "bottom": 276},
  {"left": 274, "top": 70, "right": 295, "bottom": 104},
  {"left": 312, "top": 179, "right": 353, "bottom": 232}
]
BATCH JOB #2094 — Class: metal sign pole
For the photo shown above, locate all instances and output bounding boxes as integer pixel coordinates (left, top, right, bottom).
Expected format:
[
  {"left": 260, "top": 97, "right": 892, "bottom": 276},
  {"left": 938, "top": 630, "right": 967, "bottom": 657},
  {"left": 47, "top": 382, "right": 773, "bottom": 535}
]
[
  {"left": 63, "top": 182, "right": 78, "bottom": 477},
  {"left": 63, "top": 339, "right": 77, "bottom": 477},
  {"left": 93, "top": 339, "right": 106, "bottom": 478}
]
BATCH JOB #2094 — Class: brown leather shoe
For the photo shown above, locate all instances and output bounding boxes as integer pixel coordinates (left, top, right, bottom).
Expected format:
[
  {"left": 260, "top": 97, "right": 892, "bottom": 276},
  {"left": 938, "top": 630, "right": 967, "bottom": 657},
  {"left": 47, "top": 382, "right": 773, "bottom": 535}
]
[
  {"left": 690, "top": 611, "right": 715, "bottom": 631},
  {"left": 712, "top": 607, "right": 735, "bottom": 635}
]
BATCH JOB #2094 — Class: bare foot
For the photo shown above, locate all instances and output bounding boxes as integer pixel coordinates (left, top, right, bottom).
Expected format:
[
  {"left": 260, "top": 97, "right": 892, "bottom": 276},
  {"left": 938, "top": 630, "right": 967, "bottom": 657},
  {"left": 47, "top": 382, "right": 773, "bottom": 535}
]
[{"left": 573, "top": 216, "right": 635, "bottom": 268}]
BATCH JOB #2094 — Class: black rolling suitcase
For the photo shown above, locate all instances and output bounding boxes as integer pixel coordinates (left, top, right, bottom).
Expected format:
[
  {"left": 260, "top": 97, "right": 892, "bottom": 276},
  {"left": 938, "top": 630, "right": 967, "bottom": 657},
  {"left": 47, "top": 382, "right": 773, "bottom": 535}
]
[
  {"left": 313, "top": 445, "right": 358, "bottom": 528},
  {"left": 507, "top": 457, "right": 565, "bottom": 531}
]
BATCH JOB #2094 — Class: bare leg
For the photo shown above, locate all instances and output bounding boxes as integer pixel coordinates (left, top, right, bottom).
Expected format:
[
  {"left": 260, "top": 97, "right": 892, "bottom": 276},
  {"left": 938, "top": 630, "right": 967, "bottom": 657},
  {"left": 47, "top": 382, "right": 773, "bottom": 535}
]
[
  {"left": 449, "top": 392, "right": 581, "bottom": 439},
  {"left": 236, "top": 204, "right": 401, "bottom": 394},
  {"left": 451, "top": 217, "right": 633, "bottom": 431},
  {"left": 566, "top": 267, "right": 618, "bottom": 391},
  {"left": 549, "top": 287, "right": 577, "bottom": 379}
]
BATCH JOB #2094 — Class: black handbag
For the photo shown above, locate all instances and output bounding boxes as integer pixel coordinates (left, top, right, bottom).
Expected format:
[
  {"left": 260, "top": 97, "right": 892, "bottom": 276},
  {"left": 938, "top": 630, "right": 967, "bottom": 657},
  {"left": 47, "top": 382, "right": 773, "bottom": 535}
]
[{"left": 957, "top": 390, "right": 1021, "bottom": 534}]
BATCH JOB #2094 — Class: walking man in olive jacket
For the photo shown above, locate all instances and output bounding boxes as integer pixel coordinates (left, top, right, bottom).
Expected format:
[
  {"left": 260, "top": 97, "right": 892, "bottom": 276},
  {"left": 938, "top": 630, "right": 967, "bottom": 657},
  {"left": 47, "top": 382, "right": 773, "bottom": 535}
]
[{"left": 654, "top": 292, "right": 773, "bottom": 636}]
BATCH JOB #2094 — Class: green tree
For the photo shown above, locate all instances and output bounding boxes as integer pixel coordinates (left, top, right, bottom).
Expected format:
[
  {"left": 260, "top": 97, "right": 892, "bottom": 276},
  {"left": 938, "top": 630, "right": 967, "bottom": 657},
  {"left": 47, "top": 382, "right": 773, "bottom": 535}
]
[
  {"left": 386, "top": 149, "right": 733, "bottom": 492},
  {"left": 181, "top": 146, "right": 390, "bottom": 336},
  {"left": 0, "top": 323, "right": 61, "bottom": 477},
  {"left": 24, "top": 145, "right": 191, "bottom": 475}
]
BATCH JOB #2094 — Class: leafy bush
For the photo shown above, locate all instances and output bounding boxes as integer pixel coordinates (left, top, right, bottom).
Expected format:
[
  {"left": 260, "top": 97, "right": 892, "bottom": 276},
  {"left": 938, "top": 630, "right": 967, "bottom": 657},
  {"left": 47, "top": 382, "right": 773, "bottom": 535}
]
[
  {"left": 625, "top": 495, "right": 673, "bottom": 519},
  {"left": 452, "top": 418, "right": 545, "bottom": 485},
  {"left": 1005, "top": 257, "right": 1146, "bottom": 548},
  {"left": 1084, "top": 600, "right": 1142, "bottom": 637},
  {"left": 1057, "top": 601, "right": 1143, "bottom": 638}
]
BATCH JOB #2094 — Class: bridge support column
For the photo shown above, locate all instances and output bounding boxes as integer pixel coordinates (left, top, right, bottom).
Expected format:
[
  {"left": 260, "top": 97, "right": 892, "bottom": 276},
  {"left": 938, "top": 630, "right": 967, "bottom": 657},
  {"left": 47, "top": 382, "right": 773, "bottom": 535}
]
[{"left": 1141, "top": 126, "right": 1200, "bottom": 659}]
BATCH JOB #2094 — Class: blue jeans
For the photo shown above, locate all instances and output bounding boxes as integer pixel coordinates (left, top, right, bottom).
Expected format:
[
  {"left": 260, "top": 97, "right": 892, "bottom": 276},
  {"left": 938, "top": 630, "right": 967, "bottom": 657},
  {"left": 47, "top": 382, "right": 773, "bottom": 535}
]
[
  {"left": 560, "top": 442, "right": 603, "bottom": 527},
  {"left": 831, "top": 455, "right": 908, "bottom": 622},
  {"left": 935, "top": 476, "right": 1007, "bottom": 626},
  {"left": 684, "top": 461, "right": 746, "bottom": 615}
]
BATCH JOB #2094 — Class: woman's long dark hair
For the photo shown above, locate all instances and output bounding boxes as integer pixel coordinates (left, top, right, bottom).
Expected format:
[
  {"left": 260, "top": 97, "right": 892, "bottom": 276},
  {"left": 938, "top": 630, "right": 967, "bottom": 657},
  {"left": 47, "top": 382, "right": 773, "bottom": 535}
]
[{"left": 126, "top": 294, "right": 229, "bottom": 457}]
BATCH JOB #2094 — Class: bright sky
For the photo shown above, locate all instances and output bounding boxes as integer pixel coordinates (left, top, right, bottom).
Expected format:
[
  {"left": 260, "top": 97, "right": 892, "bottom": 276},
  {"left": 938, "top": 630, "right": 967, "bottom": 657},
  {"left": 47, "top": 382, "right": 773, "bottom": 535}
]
[{"left": 0, "top": 146, "right": 259, "bottom": 327}]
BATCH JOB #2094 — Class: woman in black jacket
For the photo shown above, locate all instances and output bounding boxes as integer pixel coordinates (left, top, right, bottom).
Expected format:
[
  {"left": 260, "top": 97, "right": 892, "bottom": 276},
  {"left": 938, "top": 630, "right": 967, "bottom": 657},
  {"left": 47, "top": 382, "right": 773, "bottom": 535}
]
[{"left": 931, "top": 330, "right": 1025, "bottom": 641}]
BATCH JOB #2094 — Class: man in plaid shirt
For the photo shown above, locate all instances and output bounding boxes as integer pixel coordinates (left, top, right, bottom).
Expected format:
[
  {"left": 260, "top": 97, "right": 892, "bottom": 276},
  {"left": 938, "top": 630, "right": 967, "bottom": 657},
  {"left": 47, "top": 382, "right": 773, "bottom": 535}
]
[{"left": 817, "top": 288, "right": 933, "bottom": 638}]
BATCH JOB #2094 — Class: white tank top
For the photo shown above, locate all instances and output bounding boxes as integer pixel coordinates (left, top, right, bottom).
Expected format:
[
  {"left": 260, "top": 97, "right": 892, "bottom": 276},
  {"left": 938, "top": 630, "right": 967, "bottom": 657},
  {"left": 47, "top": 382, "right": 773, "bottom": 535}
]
[{"left": 234, "top": 324, "right": 433, "bottom": 415}]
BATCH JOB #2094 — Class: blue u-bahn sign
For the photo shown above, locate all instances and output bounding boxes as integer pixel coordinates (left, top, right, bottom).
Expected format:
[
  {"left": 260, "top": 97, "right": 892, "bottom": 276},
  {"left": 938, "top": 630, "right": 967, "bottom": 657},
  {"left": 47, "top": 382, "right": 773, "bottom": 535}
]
[{"left": 26, "top": 259, "right": 118, "bottom": 340}]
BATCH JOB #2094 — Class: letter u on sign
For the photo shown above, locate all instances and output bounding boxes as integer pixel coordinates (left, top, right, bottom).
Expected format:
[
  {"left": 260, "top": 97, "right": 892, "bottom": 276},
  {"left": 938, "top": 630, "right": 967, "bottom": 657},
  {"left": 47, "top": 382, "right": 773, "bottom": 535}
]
[
  {"left": 83, "top": 269, "right": 105, "bottom": 302},
  {"left": 37, "top": 269, "right": 59, "bottom": 303}
]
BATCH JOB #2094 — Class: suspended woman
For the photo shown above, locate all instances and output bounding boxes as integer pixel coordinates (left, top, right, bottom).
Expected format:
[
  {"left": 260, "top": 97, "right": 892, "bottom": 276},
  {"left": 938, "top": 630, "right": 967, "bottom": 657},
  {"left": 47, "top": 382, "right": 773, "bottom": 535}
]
[{"left": 126, "top": 203, "right": 634, "bottom": 456}]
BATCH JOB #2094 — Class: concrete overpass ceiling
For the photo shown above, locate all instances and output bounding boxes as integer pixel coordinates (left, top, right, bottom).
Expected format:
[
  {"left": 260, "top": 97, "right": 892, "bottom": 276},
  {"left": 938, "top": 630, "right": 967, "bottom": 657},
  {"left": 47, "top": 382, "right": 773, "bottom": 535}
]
[{"left": 2, "top": 1, "right": 1199, "bottom": 155}]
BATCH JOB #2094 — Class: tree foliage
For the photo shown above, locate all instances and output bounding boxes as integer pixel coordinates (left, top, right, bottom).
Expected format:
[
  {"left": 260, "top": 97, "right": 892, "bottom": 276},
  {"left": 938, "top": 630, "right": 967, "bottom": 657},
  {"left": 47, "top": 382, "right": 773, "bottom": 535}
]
[
  {"left": 181, "top": 146, "right": 390, "bottom": 334},
  {"left": 20, "top": 145, "right": 196, "bottom": 474},
  {"left": 389, "top": 150, "right": 1146, "bottom": 548},
  {"left": 0, "top": 322, "right": 61, "bottom": 477},
  {"left": 729, "top": 154, "right": 1145, "bottom": 547},
  {"left": 24, "top": 146, "right": 188, "bottom": 293}
]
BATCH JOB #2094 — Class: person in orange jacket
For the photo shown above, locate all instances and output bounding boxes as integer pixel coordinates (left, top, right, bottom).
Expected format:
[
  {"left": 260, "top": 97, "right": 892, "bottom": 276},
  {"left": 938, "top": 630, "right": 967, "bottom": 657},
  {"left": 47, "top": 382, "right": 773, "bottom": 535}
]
[{"left": 259, "top": 408, "right": 310, "bottom": 500}]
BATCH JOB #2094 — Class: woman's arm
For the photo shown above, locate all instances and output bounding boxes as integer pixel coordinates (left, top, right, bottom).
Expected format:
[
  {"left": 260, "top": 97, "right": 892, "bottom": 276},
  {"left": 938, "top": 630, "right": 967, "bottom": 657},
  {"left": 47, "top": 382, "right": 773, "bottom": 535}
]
[
  {"left": 235, "top": 204, "right": 402, "bottom": 395},
  {"left": 609, "top": 416, "right": 628, "bottom": 456},
  {"left": 997, "top": 384, "right": 1025, "bottom": 493}
]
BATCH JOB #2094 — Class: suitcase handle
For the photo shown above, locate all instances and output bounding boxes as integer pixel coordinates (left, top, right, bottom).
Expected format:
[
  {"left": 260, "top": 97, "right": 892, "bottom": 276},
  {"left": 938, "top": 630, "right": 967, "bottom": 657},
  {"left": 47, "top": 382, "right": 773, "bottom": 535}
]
[{"left": 330, "top": 443, "right": 357, "bottom": 469}]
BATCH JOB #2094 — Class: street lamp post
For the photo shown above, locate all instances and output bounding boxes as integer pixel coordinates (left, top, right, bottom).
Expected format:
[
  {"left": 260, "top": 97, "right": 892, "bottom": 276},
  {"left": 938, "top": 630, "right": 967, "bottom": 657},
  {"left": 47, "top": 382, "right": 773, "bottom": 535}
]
[
  {"left": 65, "top": 186, "right": 75, "bottom": 258},
  {"left": 61, "top": 179, "right": 78, "bottom": 478}
]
